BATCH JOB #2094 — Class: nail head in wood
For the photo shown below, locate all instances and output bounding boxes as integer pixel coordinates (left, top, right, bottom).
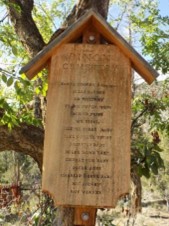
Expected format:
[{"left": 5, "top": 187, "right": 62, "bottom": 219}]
[
  {"left": 81, "top": 212, "right": 90, "bottom": 221},
  {"left": 74, "top": 207, "right": 97, "bottom": 225},
  {"left": 83, "top": 25, "right": 100, "bottom": 44},
  {"left": 88, "top": 35, "right": 96, "bottom": 43}
]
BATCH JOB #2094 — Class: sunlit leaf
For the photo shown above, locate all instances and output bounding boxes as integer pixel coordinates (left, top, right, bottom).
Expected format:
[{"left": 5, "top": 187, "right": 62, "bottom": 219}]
[
  {"left": 7, "top": 77, "right": 14, "bottom": 87},
  {"left": 1, "top": 74, "right": 7, "bottom": 83}
]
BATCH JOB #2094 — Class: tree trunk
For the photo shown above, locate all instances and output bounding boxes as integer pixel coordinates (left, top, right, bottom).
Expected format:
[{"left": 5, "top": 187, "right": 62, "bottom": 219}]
[
  {"left": 64, "top": 0, "right": 110, "bottom": 26},
  {"left": 130, "top": 168, "right": 142, "bottom": 215},
  {"left": 7, "top": 0, "right": 45, "bottom": 57},
  {"left": 167, "top": 199, "right": 169, "bottom": 212}
]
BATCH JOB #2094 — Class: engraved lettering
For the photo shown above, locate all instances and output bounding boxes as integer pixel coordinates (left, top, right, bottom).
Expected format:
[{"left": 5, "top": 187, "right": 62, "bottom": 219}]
[{"left": 82, "top": 190, "right": 101, "bottom": 195}]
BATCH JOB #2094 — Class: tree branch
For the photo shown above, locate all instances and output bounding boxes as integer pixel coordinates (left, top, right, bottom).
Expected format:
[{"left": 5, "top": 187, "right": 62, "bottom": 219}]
[
  {"left": 64, "top": 0, "right": 110, "bottom": 26},
  {"left": 7, "top": 0, "right": 45, "bottom": 57},
  {"left": 131, "top": 107, "right": 148, "bottom": 134},
  {"left": 0, "top": 124, "right": 44, "bottom": 169}
]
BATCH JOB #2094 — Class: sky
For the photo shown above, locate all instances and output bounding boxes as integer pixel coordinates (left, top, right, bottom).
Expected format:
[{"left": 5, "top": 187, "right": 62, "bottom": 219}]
[
  {"left": 156, "top": 1, "right": 169, "bottom": 80},
  {"left": 158, "top": 0, "right": 168, "bottom": 16}
]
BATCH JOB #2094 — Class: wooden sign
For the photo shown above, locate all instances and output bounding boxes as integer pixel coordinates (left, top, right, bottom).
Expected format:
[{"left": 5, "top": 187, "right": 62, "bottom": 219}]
[
  {"left": 21, "top": 10, "right": 158, "bottom": 212},
  {"left": 42, "top": 43, "right": 131, "bottom": 207}
]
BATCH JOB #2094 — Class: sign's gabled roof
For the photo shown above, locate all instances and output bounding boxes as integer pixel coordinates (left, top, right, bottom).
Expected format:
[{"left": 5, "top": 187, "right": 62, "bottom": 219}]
[{"left": 20, "top": 9, "right": 159, "bottom": 84}]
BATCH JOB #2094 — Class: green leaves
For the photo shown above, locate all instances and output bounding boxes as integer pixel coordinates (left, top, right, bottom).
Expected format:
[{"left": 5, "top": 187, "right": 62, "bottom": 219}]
[
  {"left": 34, "top": 82, "right": 48, "bottom": 96},
  {"left": 0, "top": 71, "right": 43, "bottom": 128},
  {"left": 132, "top": 136, "right": 165, "bottom": 179},
  {"left": 131, "top": 0, "right": 169, "bottom": 74},
  {"left": 131, "top": 78, "right": 169, "bottom": 182},
  {"left": 11, "top": 45, "right": 18, "bottom": 56},
  {"left": 0, "top": 97, "right": 18, "bottom": 129},
  {"left": 7, "top": 76, "right": 14, "bottom": 87},
  {"left": 1, "top": 74, "right": 7, "bottom": 83}
]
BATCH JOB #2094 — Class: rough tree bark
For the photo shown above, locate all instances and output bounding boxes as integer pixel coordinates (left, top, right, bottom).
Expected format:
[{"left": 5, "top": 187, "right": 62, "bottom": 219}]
[
  {"left": 130, "top": 168, "right": 142, "bottom": 215},
  {"left": 8, "top": 0, "right": 45, "bottom": 57},
  {"left": 0, "top": 124, "right": 44, "bottom": 169},
  {"left": 64, "top": 0, "right": 110, "bottom": 26},
  {"left": 1, "top": 1, "right": 110, "bottom": 225}
]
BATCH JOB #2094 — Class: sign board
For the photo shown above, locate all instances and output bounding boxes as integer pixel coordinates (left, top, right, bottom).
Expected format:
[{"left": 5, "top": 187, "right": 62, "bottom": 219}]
[
  {"left": 42, "top": 43, "right": 131, "bottom": 207},
  {"left": 21, "top": 10, "right": 158, "bottom": 210}
]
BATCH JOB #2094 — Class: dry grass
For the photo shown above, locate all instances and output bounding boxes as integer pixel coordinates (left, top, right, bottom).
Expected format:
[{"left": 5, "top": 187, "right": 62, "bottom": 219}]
[{"left": 96, "top": 206, "right": 169, "bottom": 226}]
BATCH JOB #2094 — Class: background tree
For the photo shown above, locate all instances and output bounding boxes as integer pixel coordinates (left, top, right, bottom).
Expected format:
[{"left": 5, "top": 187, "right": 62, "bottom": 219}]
[
  {"left": 0, "top": 0, "right": 169, "bottom": 225},
  {"left": 0, "top": 1, "right": 110, "bottom": 225}
]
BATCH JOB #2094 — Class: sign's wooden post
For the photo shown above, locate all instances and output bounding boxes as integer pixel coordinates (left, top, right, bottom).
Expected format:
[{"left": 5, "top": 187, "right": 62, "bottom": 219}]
[
  {"left": 20, "top": 10, "right": 158, "bottom": 226},
  {"left": 74, "top": 207, "right": 97, "bottom": 226},
  {"left": 73, "top": 28, "right": 99, "bottom": 226}
]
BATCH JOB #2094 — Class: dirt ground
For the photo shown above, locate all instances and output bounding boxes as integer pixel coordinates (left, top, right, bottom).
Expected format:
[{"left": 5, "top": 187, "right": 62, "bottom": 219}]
[{"left": 96, "top": 206, "right": 169, "bottom": 226}]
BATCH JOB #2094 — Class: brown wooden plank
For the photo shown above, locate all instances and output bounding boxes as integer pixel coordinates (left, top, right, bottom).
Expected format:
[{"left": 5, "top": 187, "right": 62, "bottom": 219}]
[
  {"left": 42, "top": 44, "right": 131, "bottom": 208},
  {"left": 74, "top": 207, "right": 97, "bottom": 225}
]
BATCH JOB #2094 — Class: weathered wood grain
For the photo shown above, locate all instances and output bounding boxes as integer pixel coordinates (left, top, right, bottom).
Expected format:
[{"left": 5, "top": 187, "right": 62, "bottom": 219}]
[{"left": 42, "top": 44, "right": 131, "bottom": 207}]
